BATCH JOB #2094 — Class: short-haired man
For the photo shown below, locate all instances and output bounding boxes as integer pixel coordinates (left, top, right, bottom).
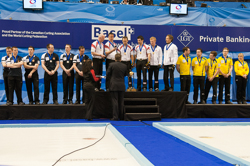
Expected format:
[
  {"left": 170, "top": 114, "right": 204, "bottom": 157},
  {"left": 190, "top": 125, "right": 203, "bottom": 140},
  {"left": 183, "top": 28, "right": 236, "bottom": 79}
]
[
  {"left": 117, "top": 36, "right": 134, "bottom": 90},
  {"left": 6, "top": 47, "right": 24, "bottom": 105},
  {"left": 105, "top": 32, "right": 117, "bottom": 91},
  {"left": 163, "top": 34, "right": 178, "bottom": 91},
  {"left": 23, "top": 46, "right": 40, "bottom": 105},
  {"left": 41, "top": 44, "right": 60, "bottom": 105},
  {"left": 148, "top": 37, "right": 162, "bottom": 91},
  {"left": 176, "top": 47, "right": 191, "bottom": 104},
  {"left": 217, "top": 47, "right": 233, "bottom": 104},
  {"left": 60, "top": 44, "right": 75, "bottom": 104},
  {"left": 205, "top": 51, "right": 219, "bottom": 104},
  {"left": 73, "top": 46, "right": 89, "bottom": 104},
  {"left": 106, "top": 53, "right": 129, "bottom": 120},
  {"left": 91, "top": 34, "right": 105, "bottom": 91},
  {"left": 134, "top": 35, "right": 151, "bottom": 91},
  {"left": 1, "top": 47, "right": 12, "bottom": 104},
  {"left": 192, "top": 48, "right": 207, "bottom": 104}
]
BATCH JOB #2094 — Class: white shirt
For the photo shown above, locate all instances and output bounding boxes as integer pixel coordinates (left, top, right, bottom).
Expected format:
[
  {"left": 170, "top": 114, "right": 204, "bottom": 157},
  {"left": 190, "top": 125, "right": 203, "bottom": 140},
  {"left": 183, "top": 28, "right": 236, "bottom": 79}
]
[
  {"left": 91, "top": 40, "right": 104, "bottom": 59},
  {"left": 105, "top": 41, "right": 117, "bottom": 60},
  {"left": 163, "top": 43, "right": 178, "bottom": 65},
  {"left": 134, "top": 44, "right": 150, "bottom": 60},
  {"left": 149, "top": 45, "right": 162, "bottom": 66},
  {"left": 117, "top": 44, "right": 133, "bottom": 61}
]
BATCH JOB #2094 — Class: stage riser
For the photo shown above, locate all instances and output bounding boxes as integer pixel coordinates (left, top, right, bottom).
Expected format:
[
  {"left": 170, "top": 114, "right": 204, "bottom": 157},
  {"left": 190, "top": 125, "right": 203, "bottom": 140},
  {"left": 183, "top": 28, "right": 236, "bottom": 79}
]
[
  {"left": 187, "top": 105, "right": 250, "bottom": 118},
  {"left": 0, "top": 106, "right": 87, "bottom": 120},
  {"left": 1, "top": 104, "right": 250, "bottom": 120},
  {"left": 0, "top": 92, "right": 187, "bottom": 120},
  {"left": 124, "top": 98, "right": 157, "bottom": 106},
  {"left": 125, "top": 106, "right": 159, "bottom": 113}
]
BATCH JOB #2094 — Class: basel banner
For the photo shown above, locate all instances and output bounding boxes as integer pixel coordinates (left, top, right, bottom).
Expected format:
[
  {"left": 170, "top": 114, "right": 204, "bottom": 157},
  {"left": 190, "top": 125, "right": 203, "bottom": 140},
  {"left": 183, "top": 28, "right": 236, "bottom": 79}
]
[{"left": 1, "top": 20, "right": 250, "bottom": 52}]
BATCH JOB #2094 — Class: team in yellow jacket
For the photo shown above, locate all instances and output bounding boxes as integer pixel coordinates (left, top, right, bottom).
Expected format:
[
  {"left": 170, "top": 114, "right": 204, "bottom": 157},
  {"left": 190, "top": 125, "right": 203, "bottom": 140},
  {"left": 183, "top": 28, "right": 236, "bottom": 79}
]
[{"left": 176, "top": 47, "right": 249, "bottom": 104}]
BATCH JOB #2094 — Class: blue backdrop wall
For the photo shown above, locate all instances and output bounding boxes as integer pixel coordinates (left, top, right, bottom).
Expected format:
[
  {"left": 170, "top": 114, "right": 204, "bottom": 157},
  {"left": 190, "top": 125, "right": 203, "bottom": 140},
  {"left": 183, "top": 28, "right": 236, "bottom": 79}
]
[
  {"left": 1, "top": 20, "right": 250, "bottom": 103},
  {"left": 1, "top": 1, "right": 250, "bottom": 103}
]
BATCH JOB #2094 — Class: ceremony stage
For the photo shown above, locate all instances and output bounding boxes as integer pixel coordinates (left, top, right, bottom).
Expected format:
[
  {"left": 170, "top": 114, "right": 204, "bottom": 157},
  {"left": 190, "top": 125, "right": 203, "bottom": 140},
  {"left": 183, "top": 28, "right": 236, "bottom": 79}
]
[{"left": 1, "top": 92, "right": 250, "bottom": 120}]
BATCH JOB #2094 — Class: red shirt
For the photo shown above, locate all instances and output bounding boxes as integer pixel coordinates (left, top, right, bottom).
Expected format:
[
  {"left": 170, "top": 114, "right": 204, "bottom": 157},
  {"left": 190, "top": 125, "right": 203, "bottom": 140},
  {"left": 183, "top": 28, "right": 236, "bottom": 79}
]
[{"left": 90, "top": 69, "right": 100, "bottom": 82}]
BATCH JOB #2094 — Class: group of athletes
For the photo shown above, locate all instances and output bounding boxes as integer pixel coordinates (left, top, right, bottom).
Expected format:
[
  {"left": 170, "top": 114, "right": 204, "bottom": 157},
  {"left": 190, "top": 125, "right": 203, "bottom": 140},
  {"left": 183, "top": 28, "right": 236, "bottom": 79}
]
[{"left": 1, "top": 33, "right": 249, "bottom": 105}]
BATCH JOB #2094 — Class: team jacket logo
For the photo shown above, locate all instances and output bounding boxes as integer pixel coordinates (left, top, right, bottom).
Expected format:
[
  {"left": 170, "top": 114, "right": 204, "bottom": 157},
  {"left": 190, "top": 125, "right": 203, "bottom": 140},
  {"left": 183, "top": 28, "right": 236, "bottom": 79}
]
[
  {"left": 177, "top": 29, "right": 194, "bottom": 47},
  {"left": 92, "top": 25, "right": 134, "bottom": 41}
]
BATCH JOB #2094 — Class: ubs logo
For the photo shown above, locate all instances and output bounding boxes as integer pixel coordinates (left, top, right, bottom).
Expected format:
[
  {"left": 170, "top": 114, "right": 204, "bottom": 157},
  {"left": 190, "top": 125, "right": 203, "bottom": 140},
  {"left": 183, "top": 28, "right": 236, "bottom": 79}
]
[{"left": 177, "top": 29, "right": 194, "bottom": 47}]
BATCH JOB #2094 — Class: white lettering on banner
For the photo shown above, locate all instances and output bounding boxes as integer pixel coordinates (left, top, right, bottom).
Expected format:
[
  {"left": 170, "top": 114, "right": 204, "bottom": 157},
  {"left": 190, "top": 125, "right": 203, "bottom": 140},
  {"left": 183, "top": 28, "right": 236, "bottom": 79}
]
[
  {"left": 91, "top": 25, "right": 134, "bottom": 41},
  {"left": 1, "top": 30, "right": 70, "bottom": 39},
  {"left": 226, "top": 36, "right": 250, "bottom": 43},
  {"left": 200, "top": 36, "right": 224, "bottom": 42},
  {"left": 199, "top": 35, "right": 250, "bottom": 43}
]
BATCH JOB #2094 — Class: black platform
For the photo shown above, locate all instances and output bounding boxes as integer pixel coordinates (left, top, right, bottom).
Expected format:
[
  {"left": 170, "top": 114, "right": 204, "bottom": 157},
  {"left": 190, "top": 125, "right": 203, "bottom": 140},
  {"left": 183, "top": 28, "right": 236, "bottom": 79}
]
[
  {"left": 2, "top": 92, "right": 249, "bottom": 120},
  {"left": 187, "top": 104, "right": 250, "bottom": 118},
  {"left": 0, "top": 92, "right": 187, "bottom": 120}
]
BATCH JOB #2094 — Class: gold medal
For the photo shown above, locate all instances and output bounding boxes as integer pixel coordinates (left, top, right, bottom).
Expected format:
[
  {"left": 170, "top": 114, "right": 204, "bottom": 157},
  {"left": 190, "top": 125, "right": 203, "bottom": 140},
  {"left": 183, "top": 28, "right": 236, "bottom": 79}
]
[
  {"left": 124, "top": 52, "right": 126, "bottom": 55},
  {"left": 140, "top": 52, "right": 141, "bottom": 54},
  {"left": 153, "top": 52, "right": 154, "bottom": 54}
]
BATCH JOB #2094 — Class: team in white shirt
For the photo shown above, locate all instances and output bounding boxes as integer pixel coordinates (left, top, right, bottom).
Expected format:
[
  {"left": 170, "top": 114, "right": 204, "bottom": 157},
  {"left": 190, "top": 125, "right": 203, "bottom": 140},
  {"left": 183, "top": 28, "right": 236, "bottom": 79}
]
[
  {"left": 105, "top": 33, "right": 117, "bottom": 91},
  {"left": 148, "top": 37, "right": 162, "bottom": 91},
  {"left": 90, "top": 34, "right": 178, "bottom": 92},
  {"left": 91, "top": 34, "right": 105, "bottom": 90},
  {"left": 163, "top": 35, "right": 178, "bottom": 91},
  {"left": 117, "top": 36, "right": 134, "bottom": 89}
]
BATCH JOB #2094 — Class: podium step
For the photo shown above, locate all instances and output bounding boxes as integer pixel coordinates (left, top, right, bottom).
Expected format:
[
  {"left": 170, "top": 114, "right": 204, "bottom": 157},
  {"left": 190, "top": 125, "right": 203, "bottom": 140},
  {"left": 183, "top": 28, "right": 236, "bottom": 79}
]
[
  {"left": 124, "top": 98, "right": 157, "bottom": 106},
  {"left": 124, "top": 113, "right": 161, "bottom": 121},
  {"left": 124, "top": 105, "right": 159, "bottom": 113}
]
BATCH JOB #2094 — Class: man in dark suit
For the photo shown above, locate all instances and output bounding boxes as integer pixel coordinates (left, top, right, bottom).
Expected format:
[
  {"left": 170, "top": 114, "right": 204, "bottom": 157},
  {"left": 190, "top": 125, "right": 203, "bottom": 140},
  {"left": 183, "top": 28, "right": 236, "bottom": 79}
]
[{"left": 106, "top": 53, "right": 129, "bottom": 120}]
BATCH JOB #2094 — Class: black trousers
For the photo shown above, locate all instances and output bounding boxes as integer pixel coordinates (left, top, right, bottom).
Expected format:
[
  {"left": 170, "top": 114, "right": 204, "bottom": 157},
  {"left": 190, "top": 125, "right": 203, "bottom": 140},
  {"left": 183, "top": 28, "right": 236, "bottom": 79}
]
[
  {"left": 136, "top": 60, "right": 147, "bottom": 91},
  {"left": 164, "top": 65, "right": 175, "bottom": 90},
  {"left": 8, "top": 76, "right": 23, "bottom": 104},
  {"left": 3, "top": 70, "right": 9, "bottom": 101},
  {"left": 205, "top": 77, "right": 218, "bottom": 102},
  {"left": 106, "top": 59, "right": 115, "bottom": 90},
  {"left": 193, "top": 76, "right": 205, "bottom": 102},
  {"left": 62, "top": 71, "right": 74, "bottom": 102},
  {"left": 93, "top": 58, "right": 103, "bottom": 89},
  {"left": 75, "top": 72, "right": 84, "bottom": 103},
  {"left": 148, "top": 66, "right": 159, "bottom": 89},
  {"left": 110, "top": 91, "right": 125, "bottom": 120},
  {"left": 180, "top": 75, "right": 191, "bottom": 101},
  {"left": 235, "top": 76, "right": 247, "bottom": 102},
  {"left": 43, "top": 72, "right": 58, "bottom": 102},
  {"left": 84, "top": 85, "right": 95, "bottom": 120},
  {"left": 25, "top": 72, "right": 39, "bottom": 102},
  {"left": 121, "top": 61, "right": 132, "bottom": 88},
  {"left": 219, "top": 75, "right": 231, "bottom": 102}
]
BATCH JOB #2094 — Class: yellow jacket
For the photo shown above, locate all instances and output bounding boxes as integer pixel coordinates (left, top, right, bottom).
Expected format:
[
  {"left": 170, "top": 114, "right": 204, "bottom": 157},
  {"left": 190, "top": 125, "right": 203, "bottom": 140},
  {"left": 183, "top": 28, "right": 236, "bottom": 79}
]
[{"left": 234, "top": 60, "right": 249, "bottom": 76}]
